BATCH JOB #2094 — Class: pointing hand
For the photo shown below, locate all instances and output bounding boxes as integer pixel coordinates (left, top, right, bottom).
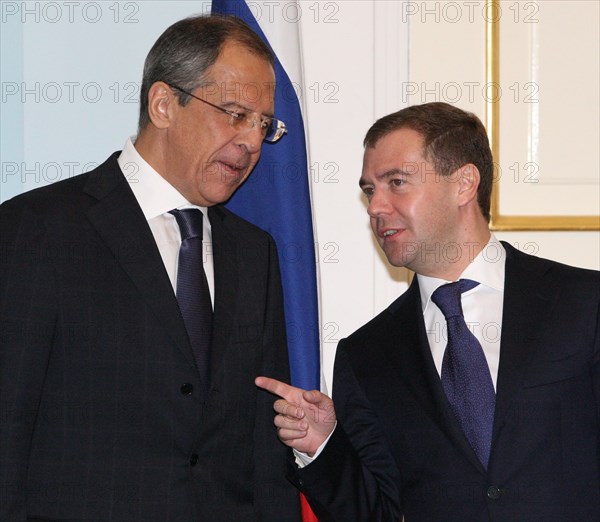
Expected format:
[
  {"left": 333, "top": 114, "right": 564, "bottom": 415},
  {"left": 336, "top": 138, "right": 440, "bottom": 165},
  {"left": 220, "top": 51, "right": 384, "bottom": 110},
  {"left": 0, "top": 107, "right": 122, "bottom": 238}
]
[{"left": 255, "top": 376, "right": 336, "bottom": 456}]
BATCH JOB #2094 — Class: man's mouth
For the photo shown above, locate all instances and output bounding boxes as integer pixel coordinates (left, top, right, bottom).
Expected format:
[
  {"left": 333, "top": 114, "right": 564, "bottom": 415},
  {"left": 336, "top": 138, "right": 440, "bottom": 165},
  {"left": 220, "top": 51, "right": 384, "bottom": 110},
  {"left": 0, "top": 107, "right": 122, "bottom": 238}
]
[
  {"left": 380, "top": 228, "right": 404, "bottom": 238},
  {"left": 218, "top": 160, "right": 248, "bottom": 177}
]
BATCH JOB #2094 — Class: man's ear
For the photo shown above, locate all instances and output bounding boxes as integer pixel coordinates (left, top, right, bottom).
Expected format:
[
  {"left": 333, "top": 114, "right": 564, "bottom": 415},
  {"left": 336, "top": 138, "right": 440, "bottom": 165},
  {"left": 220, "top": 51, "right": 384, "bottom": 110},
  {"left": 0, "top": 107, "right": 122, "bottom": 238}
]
[
  {"left": 456, "top": 163, "right": 480, "bottom": 207},
  {"left": 147, "top": 81, "right": 174, "bottom": 129}
]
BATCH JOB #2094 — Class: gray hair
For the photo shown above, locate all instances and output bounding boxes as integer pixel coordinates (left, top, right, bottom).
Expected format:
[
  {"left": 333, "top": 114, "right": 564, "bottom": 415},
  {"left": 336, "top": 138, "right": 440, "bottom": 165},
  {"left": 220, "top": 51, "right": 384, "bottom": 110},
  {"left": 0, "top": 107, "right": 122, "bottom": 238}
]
[{"left": 138, "top": 14, "right": 274, "bottom": 132}]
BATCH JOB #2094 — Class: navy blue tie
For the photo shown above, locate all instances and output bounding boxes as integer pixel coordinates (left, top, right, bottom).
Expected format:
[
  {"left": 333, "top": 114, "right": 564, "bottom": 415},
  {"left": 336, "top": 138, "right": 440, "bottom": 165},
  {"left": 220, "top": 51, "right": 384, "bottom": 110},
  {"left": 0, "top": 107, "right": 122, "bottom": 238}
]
[
  {"left": 431, "top": 279, "right": 495, "bottom": 469},
  {"left": 170, "top": 209, "right": 212, "bottom": 394}
]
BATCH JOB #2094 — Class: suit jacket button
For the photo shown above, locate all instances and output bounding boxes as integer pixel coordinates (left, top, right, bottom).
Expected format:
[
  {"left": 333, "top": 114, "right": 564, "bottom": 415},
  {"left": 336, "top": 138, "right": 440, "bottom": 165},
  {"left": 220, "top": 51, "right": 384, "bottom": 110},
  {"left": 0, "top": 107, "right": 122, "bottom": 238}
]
[
  {"left": 487, "top": 486, "right": 502, "bottom": 500},
  {"left": 190, "top": 453, "right": 199, "bottom": 466},
  {"left": 180, "top": 383, "right": 193, "bottom": 395}
]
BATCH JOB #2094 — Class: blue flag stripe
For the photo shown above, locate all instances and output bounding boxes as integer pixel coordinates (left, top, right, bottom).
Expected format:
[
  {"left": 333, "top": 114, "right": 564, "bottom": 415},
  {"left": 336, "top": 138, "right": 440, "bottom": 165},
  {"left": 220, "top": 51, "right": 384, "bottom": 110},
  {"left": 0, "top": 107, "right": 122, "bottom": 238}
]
[{"left": 212, "top": 0, "right": 320, "bottom": 391}]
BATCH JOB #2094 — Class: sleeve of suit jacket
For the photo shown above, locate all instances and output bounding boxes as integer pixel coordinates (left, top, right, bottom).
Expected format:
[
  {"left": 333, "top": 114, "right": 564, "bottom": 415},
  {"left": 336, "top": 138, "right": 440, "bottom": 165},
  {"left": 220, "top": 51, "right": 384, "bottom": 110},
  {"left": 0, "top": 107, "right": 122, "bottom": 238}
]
[
  {"left": 287, "top": 341, "right": 403, "bottom": 522},
  {"left": 0, "top": 196, "right": 57, "bottom": 521}
]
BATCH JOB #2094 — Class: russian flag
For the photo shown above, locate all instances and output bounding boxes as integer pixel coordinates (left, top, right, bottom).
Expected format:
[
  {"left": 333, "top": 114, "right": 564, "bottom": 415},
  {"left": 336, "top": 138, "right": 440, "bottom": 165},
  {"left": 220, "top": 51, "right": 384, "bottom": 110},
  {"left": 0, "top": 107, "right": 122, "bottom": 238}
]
[{"left": 211, "top": 1, "right": 320, "bottom": 519}]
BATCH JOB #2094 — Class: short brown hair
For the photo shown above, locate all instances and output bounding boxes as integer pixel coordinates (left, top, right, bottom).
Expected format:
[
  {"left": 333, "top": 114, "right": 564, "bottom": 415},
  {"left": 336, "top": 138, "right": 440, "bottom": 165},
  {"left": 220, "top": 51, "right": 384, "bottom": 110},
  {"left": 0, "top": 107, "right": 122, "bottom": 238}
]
[{"left": 364, "top": 102, "right": 494, "bottom": 221}]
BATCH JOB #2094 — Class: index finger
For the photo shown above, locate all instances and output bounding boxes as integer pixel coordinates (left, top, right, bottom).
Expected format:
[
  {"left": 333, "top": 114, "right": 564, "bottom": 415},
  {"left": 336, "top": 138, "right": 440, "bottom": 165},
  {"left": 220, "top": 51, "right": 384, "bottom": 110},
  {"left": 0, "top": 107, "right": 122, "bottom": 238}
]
[{"left": 255, "top": 376, "right": 298, "bottom": 401}]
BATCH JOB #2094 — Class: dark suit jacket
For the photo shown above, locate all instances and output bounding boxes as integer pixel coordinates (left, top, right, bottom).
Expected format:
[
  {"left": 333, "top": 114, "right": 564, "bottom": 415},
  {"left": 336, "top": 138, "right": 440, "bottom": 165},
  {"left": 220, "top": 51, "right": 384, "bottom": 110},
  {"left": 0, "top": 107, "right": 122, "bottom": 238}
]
[
  {"left": 290, "top": 242, "right": 600, "bottom": 522},
  {"left": 0, "top": 153, "right": 301, "bottom": 522}
]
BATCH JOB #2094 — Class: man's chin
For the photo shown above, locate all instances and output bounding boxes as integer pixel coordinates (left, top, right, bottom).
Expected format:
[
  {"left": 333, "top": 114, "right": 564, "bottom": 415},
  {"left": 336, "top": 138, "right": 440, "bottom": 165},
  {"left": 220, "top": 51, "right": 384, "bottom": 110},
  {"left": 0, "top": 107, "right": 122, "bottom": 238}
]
[
  {"left": 381, "top": 247, "right": 414, "bottom": 270},
  {"left": 207, "top": 186, "right": 245, "bottom": 207}
]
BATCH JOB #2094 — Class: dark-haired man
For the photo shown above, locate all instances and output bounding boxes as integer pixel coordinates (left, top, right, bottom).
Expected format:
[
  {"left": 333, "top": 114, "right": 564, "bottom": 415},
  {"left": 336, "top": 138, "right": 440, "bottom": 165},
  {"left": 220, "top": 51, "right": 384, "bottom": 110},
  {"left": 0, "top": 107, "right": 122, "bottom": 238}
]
[
  {"left": 0, "top": 15, "right": 300, "bottom": 522},
  {"left": 258, "top": 103, "right": 600, "bottom": 521}
]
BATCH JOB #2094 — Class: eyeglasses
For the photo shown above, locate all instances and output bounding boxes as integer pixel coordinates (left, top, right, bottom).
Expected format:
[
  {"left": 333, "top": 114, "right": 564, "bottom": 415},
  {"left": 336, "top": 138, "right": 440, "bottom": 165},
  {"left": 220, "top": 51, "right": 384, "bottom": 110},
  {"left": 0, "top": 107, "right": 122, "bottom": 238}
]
[{"left": 166, "top": 83, "right": 287, "bottom": 144}]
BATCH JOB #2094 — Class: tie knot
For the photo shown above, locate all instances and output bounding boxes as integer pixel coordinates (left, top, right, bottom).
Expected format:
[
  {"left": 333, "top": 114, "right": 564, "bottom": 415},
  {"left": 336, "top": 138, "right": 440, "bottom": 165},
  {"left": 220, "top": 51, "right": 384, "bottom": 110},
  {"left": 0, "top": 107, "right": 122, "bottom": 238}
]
[
  {"left": 170, "top": 208, "right": 203, "bottom": 241},
  {"left": 431, "top": 279, "right": 479, "bottom": 319}
]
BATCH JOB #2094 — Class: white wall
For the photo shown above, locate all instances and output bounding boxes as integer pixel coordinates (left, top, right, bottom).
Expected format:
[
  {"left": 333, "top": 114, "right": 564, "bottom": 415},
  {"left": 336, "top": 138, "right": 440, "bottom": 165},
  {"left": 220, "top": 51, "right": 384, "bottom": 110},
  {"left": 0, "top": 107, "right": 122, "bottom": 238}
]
[{"left": 301, "top": 0, "right": 599, "bottom": 388}]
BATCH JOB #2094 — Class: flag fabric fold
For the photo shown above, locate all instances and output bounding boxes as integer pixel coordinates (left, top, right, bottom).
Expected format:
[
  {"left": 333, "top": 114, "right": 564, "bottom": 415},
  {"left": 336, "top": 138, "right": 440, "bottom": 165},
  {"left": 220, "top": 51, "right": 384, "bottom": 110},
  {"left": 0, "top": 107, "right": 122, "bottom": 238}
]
[
  {"left": 211, "top": 0, "right": 320, "bottom": 395},
  {"left": 211, "top": 1, "right": 320, "bottom": 520}
]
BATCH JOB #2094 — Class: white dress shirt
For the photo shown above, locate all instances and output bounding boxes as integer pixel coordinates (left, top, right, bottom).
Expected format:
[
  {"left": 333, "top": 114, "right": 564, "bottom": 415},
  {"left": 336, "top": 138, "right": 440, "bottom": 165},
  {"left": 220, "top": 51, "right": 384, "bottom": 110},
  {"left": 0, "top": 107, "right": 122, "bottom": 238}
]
[
  {"left": 418, "top": 235, "right": 506, "bottom": 390},
  {"left": 117, "top": 137, "right": 215, "bottom": 307},
  {"left": 296, "top": 235, "right": 506, "bottom": 468}
]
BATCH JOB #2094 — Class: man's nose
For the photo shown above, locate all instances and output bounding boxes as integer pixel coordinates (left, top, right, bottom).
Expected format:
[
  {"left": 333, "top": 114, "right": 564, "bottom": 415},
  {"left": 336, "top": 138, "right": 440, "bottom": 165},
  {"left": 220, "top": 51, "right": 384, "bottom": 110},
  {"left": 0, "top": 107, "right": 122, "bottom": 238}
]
[
  {"left": 367, "top": 190, "right": 392, "bottom": 217},
  {"left": 235, "top": 121, "right": 264, "bottom": 155}
]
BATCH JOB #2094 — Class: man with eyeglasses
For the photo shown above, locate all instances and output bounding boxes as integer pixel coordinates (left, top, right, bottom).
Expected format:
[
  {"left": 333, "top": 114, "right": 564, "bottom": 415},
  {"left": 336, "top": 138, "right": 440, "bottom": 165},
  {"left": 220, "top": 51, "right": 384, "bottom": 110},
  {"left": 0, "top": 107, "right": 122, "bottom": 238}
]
[{"left": 0, "top": 15, "right": 300, "bottom": 522}]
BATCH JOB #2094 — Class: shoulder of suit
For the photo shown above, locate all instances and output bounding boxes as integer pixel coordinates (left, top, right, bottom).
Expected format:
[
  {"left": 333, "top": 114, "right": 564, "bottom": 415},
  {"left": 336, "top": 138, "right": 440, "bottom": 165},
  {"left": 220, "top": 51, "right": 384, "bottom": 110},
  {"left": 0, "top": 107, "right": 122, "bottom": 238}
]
[
  {"left": 502, "top": 240, "right": 599, "bottom": 285},
  {"left": 0, "top": 155, "right": 121, "bottom": 245},
  {"left": 503, "top": 242, "right": 600, "bottom": 300},
  {"left": 0, "top": 152, "right": 121, "bottom": 217},
  {"left": 341, "top": 284, "right": 417, "bottom": 347}
]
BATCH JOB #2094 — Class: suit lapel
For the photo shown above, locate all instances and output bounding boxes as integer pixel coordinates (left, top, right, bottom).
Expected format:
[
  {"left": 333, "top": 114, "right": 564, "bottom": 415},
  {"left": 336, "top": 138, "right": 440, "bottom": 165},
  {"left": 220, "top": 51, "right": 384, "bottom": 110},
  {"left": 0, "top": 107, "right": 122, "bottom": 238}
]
[
  {"left": 207, "top": 206, "right": 239, "bottom": 381},
  {"left": 387, "top": 280, "right": 485, "bottom": 472},
  {"left": 386, "top": 281, "right": 438, "bottom": 412},
  {"left": 493, "top": 243, "right": 552, "bottom": 438},
  {"left": 83, "top": 154, "right": 196, "bottom": 371},
  {"left": 387, "top": 244, "right": 555, "bottom": 471}
]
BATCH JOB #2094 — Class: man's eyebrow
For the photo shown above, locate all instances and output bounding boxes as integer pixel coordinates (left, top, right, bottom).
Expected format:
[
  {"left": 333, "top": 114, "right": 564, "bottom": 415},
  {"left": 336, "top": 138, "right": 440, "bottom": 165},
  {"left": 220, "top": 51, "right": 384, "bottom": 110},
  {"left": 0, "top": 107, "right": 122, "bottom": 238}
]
[
  {"left": 359, "top": 168, "right": 410, "bottom": 187},
  {"left": 220, "top": 100, "right": 249, "bottom": 111},
  {"left": 220, "top": 100, "right": 275, "bottom": 119}
]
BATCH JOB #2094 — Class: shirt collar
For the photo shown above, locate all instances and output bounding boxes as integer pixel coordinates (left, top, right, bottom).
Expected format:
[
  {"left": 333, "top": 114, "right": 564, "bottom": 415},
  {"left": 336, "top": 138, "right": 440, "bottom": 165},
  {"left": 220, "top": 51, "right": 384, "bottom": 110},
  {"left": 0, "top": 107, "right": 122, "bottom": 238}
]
[
  {"left": 418, "top": 235, "right": 506, "bottom": 314},
  {"left": 117, "top": 136, "right": 207, "bottom": 219}
]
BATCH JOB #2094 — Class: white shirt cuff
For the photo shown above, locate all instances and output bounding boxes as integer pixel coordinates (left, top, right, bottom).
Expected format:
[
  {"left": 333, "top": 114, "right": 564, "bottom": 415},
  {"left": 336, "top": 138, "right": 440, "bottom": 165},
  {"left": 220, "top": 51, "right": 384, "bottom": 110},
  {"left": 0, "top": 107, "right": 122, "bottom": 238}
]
[{"left": 293, "top": 422, "right": 337, "bottom": 468}]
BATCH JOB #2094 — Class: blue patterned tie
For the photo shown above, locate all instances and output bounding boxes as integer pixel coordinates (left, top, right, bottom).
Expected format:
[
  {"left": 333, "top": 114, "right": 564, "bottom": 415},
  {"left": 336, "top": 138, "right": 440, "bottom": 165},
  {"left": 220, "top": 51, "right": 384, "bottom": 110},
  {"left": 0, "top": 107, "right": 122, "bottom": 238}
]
[
  {"left": 431, "top": 279, "right": 495, "bottom": 469},
  {"left": 170, "top": 209, "right": 212, "bottom": 394}
]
